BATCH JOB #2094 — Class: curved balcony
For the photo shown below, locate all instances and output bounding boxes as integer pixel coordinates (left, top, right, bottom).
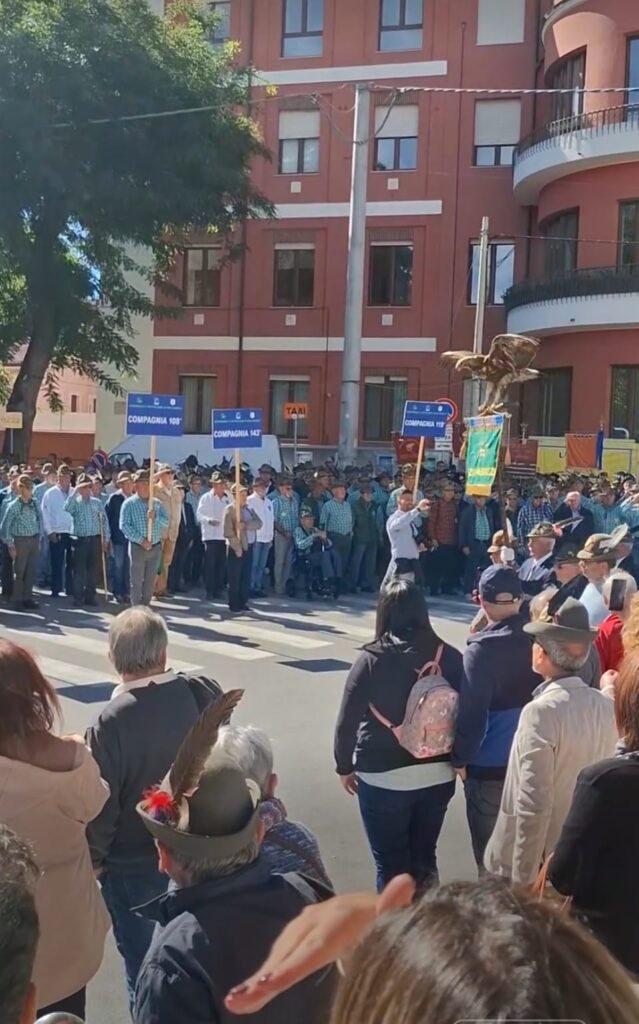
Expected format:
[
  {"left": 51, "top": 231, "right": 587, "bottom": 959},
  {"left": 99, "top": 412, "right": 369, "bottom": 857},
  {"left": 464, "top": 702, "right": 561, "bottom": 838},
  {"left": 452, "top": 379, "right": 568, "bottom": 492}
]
[
  {"left": 513, "top": 104, "right": 639, "bottom": 204},
  {"left": 505, "top": 265, "right": 639, "bottom": 336},
  {"left": 541, "top": 0, "right": 589, "bottom": 41}
]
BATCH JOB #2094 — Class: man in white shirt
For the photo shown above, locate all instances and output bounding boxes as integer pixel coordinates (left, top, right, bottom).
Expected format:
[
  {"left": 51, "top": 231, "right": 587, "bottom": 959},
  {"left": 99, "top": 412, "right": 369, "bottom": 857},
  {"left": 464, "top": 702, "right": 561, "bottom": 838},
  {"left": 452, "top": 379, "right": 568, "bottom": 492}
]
[
  {"left": 382, "top": 489, "right": 430, "bottom": 587},
  {"left": 41, "top": 464, "right": 75, "bottom": 597},
  {"left": 485, "top": 598, "right": 617, "bottom": 885},
  {"left": 197, "top": 472, "right": 231, "bottom": 600},
  {"left": 247, "top": 479, "right": 274, "bottom": 597},
  {"left": 577, "top": 528, "right": 627, "bottom": 627}
]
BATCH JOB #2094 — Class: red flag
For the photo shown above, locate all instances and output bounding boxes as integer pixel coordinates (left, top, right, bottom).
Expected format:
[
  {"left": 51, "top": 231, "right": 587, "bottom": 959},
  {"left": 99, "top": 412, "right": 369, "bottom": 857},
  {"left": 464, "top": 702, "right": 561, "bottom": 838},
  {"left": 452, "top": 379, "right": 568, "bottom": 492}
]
[{"left": 566, "top": 434, "right": 597, "bottom": 470}]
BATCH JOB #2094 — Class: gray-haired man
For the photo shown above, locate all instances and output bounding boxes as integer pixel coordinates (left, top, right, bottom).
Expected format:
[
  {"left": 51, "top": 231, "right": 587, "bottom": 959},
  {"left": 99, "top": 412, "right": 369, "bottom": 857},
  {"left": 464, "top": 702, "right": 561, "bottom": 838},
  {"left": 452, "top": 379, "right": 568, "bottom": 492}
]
[
  {"left": 86, "top": 607, "right": 222, "bottom": 1008},
  {"left": 0, "top": 825, "right": 39, "bottom": 1024}
]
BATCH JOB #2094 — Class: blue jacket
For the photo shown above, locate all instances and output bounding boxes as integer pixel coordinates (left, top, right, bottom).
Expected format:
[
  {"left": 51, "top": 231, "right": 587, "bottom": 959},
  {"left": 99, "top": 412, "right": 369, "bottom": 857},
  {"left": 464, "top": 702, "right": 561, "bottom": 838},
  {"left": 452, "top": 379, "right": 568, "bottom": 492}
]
[
  {"left": 518, "top": 553, "right": 556, "bottom": 597},
  {"left": 458, "top": 500, "right": 501, "bottom": 549},
  {"left": 451, "top": 611, "right": 540, "bottom": 780},
  {"left": 134, "top": 858, "right": 336, "bottom": 1024}
]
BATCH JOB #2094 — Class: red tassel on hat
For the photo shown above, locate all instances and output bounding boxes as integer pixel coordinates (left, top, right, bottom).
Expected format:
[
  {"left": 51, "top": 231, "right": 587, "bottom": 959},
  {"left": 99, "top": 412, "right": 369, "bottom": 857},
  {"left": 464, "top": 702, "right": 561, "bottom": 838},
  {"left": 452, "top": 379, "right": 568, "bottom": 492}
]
[{"left": 143, "top": 787, "right": 179, "bottom": 825}]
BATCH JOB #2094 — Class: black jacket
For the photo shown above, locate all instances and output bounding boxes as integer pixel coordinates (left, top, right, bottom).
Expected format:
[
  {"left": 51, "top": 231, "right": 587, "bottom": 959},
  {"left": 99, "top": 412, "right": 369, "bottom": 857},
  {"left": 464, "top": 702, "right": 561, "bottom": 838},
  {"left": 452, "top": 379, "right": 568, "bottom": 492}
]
[
  {"left": 452, "top": 611, "right": 540, "bottom": 780},
  {"left": 552, "top": 502, "right": 595, "bottom": 549},
  {"left": 547, "top": 572, "right": 588, "bottom": 615},
  {"left": 86, "top": 674, "right": 221, "bottom": 873},
  {"left": 134, "top": 859, "right": 336, "bottom": 1024},
  {"left": 105, "top": 490, "right": 127, "bottom": 547},
  {"left": 549, "top": 754, "right": 639, "bottom": 976},
  {"left": 334, "top": 633, "right": 463, "bottom": 775}
]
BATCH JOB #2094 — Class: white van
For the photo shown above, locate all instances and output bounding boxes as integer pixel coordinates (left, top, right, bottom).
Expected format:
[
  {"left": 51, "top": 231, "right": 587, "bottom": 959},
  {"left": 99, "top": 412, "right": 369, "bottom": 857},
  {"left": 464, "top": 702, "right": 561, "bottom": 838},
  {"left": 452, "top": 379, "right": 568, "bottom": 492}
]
[{"left": 108, "top": 433, "right": 283, "bottom": 474}]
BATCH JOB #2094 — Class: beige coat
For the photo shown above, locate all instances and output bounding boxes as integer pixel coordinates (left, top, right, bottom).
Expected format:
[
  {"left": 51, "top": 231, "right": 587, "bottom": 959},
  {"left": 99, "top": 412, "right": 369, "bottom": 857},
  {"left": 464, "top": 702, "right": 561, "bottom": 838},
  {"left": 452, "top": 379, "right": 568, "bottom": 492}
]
[
  {"left": 485, "top": 676, "right": 618, "bottom": 885},
  {"left": 0, "top": 742, "right": 111, "bottom": 1006},
  {"left": 153, "top": 482, "right": 183, "bottom": 542},
  {"left": 223, "top": 503, "right": 262, "bottom": 556}
]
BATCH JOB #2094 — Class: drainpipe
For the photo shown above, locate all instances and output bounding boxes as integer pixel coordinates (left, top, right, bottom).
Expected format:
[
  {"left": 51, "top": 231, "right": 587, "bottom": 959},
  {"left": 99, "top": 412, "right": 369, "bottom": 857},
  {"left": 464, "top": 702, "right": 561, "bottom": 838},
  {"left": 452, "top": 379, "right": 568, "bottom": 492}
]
[{"left": 236, "top": 0, "right": 256, "bottom": 406}]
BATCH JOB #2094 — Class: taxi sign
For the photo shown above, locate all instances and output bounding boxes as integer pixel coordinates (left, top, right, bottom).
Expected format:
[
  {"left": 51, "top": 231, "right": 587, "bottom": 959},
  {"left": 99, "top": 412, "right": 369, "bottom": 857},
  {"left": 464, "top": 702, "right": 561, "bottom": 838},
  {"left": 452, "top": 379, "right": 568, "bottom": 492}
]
[{"left": 284, "top": 402, "right": 308, "bottom": 420}]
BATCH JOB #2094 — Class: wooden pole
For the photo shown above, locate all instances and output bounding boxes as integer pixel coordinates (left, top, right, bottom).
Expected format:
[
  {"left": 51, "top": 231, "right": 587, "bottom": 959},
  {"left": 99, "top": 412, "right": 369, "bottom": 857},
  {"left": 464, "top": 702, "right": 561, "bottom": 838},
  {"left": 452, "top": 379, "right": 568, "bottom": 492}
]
[
  {"left": 235, "top": 448, "right": 241, "bottom": 525},
  {"left": 99, "top": 511, "right": 109, "bottom": 602},
  {"left": 414, "top": 435, "right": 426, "bottom": 502},
  {"left": 147, "top": 434, "right": 157, "bottom": 542}
]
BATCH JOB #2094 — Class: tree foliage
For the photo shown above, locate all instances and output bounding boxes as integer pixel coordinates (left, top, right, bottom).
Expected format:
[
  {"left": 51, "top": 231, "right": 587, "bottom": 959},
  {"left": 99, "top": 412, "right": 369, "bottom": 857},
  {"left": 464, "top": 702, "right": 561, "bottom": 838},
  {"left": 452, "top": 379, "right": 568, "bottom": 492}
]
[{"left": 0, "top": 0, "right": 271, "bottom": 457}]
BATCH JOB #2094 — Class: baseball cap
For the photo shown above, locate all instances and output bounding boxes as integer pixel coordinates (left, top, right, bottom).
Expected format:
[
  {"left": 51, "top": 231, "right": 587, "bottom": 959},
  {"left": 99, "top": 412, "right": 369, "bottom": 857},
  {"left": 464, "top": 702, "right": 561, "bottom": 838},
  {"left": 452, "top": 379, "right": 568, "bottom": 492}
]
[{"left": 478, "top": 565, "right": 523, "bottom": 604}]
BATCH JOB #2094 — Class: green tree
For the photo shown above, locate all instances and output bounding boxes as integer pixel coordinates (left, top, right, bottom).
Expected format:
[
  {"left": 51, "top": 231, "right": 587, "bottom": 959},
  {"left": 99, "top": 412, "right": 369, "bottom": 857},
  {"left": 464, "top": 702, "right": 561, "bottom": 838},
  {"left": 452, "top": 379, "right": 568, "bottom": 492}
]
[{"left": 0, "top": 0, "right": 270, "bottom": 459}]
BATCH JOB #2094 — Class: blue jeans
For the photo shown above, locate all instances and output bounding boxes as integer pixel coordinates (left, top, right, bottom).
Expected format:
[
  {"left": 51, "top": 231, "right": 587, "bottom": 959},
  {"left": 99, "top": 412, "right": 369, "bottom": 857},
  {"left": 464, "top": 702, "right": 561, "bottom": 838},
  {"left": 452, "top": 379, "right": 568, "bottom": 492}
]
[
  {"left": 357, "top": 777, "right": 456, "bottom": 891},
  {"left": 251, "top": 541, "right": 271, "bottom": 591},
  {"left": 110, "top": 543, "right": 130, "bottom": 599},
  {"left": 101, "top": 868, "right": 168, "bottom": 1010}
]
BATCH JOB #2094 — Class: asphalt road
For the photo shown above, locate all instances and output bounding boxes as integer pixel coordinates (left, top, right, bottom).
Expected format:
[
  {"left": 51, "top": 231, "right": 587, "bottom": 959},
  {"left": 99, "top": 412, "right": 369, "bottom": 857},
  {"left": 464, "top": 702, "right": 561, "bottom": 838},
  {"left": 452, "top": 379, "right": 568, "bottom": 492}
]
[{"left": 0, "top": 590, "right": 477, "bottom": 1024}]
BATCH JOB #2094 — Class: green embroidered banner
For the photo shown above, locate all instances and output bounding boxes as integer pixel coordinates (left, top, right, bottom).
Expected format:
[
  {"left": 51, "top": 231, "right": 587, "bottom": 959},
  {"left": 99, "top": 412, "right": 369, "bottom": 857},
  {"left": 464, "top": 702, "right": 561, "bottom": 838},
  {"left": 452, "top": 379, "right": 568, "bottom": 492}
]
[{"left": 465, "top": 415, "right": 505, "bottom": 496}]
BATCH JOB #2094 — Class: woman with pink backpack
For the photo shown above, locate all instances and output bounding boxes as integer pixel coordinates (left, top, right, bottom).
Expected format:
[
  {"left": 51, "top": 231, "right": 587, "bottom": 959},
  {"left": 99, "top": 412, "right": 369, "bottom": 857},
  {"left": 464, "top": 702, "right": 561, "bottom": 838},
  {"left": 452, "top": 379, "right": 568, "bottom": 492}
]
[{"left": 334, "top": 579, "right": 463, "bottom": 891}]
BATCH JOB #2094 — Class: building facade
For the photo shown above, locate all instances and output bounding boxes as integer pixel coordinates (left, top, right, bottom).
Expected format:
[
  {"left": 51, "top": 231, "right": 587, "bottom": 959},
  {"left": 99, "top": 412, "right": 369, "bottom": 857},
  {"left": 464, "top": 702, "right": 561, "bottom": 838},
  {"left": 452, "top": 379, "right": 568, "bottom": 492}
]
[{"left": 95, "top": 0, "right": 639, "bottom": 457}]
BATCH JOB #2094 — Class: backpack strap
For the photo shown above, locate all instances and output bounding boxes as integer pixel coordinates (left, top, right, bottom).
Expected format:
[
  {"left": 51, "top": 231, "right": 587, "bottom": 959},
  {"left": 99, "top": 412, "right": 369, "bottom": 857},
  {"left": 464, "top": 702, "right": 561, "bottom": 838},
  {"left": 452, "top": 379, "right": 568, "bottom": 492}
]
[
  {"left": 416, "top": 643, "right": 445, "bottom": 680},
  {"left": 369, "top": 702, "right": 394, "bottom": 730}
]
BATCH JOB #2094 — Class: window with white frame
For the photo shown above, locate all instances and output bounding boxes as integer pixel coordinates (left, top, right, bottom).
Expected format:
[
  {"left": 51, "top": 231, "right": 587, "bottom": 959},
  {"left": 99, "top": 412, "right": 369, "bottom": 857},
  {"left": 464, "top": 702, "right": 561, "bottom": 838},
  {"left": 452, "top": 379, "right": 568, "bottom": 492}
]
[
  {"left": 282, "top": 0, "right": 323, "bottom": 58},
  {"left": 278, "top": 110, "right": 320, "bottom": 174},
  {"left": 469, "top": 241, "right": 515, "bottom": 305},
  {"left": 473, "top": 98, "right": 521, "bottom": 166},
  {"left": 183, "top": 247, "right": 222, "bottom": 306},
  {"left": 379, "top": 0, "right": 423, "bottom": 52},
  {"left": 179, "top": 375, "right": 216, "bottom": 434},
  {"left": 369, "top": 243, "right": 413, "bottom": 306},
  {"left": 364, "top": 376, "right": 408, "bottom": 441},
  {"left": 477, "top": 0, "right": 525, "bottom": 46},
  {"left": 269, "top": 376, "right": 310, "bottom": 438},
  {"left": 373, "top": 104, "right": 419, "bottom": 171},
  {"left": 273, "top": 244, "right": 315, "bottom": 306}
]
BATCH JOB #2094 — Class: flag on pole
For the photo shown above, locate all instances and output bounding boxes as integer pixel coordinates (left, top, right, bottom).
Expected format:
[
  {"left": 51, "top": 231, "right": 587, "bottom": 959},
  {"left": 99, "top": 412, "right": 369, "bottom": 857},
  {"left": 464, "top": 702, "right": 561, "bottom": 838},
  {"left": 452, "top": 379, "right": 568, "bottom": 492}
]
[{"left": 596, "top": 422, "right": 605, "bottom": 470}]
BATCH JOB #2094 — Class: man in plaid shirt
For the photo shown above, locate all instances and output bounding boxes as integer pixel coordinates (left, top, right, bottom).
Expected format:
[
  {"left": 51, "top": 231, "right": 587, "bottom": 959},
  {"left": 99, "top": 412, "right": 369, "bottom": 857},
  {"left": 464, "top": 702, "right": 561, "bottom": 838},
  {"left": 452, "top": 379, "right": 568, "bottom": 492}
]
[
  {"left": 320, "top": 481, "right": 353, "bottom": 589},
  {"left": 65, "top": 473, "right": 111, "bottom": 607},
  {"left": 271, "top": 475, "right": 300, "bottom": 595},
  {"left": 516, "top": 485, "right": 554, "bottom": 549}
]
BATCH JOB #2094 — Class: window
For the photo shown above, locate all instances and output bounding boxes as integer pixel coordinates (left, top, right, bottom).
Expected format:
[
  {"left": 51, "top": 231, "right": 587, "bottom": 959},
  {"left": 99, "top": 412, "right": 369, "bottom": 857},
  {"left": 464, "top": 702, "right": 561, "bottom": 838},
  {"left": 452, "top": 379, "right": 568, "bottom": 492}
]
[
  {"left": 469, "top": 242, "right": 515, "bottom": 305},
  {"left": 627, "top": 37, "right": 639, "bottom": 112},
  {"left": 379, "top": 0, "right": 423, "bottom": 53},
  {"left": 273, "top": 247, "right": 315, "bottom": 306},
  {"left": 474, "top": 99, "right": 521, "bottom": 165},
  {"left": 549, "top": 52, "right": 585, "bottom": 123},
  {"left": 183, "top": 247, "right": 221, "bottom": 306},
  {"left": 282, "top": 0, "right": 323, "bottom": 58},
  {"left": 373, "top": 104, "right": 418, "bottom": 170},
  {"left": 269, "top": 378, "right": 309, "bottom": 439},
  {"left": 543, "top": 209, "right": 579, "bottom": 277},
  {"left": 521, "top": 368, "right": 572, "bottom": 436},
  {"left": 477, "top": 0, "right": 525, "bottom": 45},
  {"left": 278, "top": 110, "right": 320, "bottom": 174},
  {"left": 369, "top": 244, "right": 413, "bottom": 306},
  {"left": 70, "top": 394, "right": 78, "bottom": 413},
  {"left": 208, "top": 1, "right": 230, "bottom": 45},
  {"left": 619, "top": 201, "right": 639, "bottom": 270},
  {"left": 612, "top": 366, "right": 639, "bottom": 440},
  {"left": 179, "top": 375, "right": 216, "bottom": 434},
  {"left": 364, "top": 376, "right": 407, "bottom": 441},
  {"left": 92, "top": 397, "right": 97, "bottom": 414}
]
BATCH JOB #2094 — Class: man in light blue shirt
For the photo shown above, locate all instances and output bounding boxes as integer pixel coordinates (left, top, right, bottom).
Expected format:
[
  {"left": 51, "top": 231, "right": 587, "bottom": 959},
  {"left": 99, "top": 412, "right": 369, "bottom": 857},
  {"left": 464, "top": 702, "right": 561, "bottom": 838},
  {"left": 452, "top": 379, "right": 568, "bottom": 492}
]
[
  {"left": 383, "top": 489, "right": 430, "bottom": 588},
  {"left": 120, "top": 469, "right": 170, "bottom": 606},
  {"left": 65, "top": 473, "right": 110, "bottom": 607}
]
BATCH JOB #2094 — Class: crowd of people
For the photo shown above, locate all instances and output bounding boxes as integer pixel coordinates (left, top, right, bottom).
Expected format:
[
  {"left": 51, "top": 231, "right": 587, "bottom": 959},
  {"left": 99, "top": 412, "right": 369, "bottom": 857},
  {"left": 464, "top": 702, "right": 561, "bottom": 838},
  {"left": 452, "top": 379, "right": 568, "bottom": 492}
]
[
  {"left": 4, "top": 453, "right": 639, "bottom": 1023},
  {"left": 3, "top": 452, "right": 639, "bottom": 615}
]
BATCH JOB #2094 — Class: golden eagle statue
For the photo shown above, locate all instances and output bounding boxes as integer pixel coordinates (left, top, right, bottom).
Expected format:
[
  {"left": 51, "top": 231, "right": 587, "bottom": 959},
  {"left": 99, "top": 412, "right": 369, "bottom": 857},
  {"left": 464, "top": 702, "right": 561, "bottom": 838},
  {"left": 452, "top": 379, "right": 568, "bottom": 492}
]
[{"left": 440, "top": 333, "right": 540, "bottom": 415}]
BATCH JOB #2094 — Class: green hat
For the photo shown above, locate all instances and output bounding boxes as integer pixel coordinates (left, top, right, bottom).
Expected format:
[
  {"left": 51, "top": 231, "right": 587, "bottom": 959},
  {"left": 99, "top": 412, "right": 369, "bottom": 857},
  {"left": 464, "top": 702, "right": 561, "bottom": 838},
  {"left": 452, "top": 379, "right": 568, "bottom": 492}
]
[
  {"left": 524, "top": 597, "right": 597, "bottom": 645},
  {"left": 528, "top": 522, "right": 557, "bottom": 540}
]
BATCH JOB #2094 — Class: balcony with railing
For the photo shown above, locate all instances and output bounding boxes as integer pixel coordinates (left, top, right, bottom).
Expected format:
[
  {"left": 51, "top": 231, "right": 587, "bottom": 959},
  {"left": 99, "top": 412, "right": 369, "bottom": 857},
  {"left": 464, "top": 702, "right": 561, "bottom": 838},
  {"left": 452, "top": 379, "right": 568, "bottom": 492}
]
[
  {"left": 513, "top": 104, "right": 639, "bottom": 204},
  {"left": 505, "top": 264, "right": 639, "bottom": 335}
]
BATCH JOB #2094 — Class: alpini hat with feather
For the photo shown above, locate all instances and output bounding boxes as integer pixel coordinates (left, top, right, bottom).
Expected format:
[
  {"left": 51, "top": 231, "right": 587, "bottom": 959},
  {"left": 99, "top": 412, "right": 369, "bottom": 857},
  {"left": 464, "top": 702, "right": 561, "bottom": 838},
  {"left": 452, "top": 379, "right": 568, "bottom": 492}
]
[{"left": 136, "top": 690, "right": 261, "bottom": 858}]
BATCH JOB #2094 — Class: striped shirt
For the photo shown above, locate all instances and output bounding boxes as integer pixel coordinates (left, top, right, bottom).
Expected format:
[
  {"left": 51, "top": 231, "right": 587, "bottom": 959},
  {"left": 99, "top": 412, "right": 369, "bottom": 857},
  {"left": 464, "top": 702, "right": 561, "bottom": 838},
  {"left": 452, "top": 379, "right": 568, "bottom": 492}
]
[
  {"left": 1, "top": 498, "right": 41, "bottom": 544},
  {"left": 64, "top": 493, "right": 111, "bottom": 541},
  {"left": 320, "top": 498, "right": 353, "bottom": 535},
  {"left": 474, "top": 507, "right": 492, "bottom": 541},
  {"left": 592, "top": 503, "right": 626, "bottom": 533},
  {"left": 294, "top": 525, "right": 318, "bottom": 553},
  {"left": 120, "top": 495, "right": 169, "bottom": 546},
  {"left": 272, "top": 493, "right": 300, "bottom": 534},
  {"left": 516, "top": 501, "right": 554, "bottom": 543}
]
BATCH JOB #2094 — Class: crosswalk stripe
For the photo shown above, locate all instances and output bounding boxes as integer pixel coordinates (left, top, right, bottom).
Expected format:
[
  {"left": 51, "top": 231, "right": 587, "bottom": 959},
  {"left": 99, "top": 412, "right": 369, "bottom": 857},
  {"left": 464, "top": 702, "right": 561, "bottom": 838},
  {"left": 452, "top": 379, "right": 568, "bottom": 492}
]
[
  {"left": 248, "top": 607, "right": 373, "bottom": 642},
  {"left": 165, "top": 632, "right": 274, "bottom": 662},
  {"left": 167, "top": 617, "right": 332, "bottom": 651},
  {"left": 37, "top": 656, "right": 118, "bottom": 686},
  {"left": 3, "top": 628, "right": 203, "bottom": 676}
]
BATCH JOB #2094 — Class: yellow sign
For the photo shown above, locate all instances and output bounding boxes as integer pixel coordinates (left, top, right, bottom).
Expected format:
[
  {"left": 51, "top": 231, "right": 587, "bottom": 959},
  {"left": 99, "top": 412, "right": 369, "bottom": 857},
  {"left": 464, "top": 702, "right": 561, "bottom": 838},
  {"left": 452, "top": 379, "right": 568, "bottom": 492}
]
[
  {"left": 284, "top": 402, "right": 308, "bottom": 420},
  {"left": 0, "top": 411, "right": 23, "bottom": 429}
]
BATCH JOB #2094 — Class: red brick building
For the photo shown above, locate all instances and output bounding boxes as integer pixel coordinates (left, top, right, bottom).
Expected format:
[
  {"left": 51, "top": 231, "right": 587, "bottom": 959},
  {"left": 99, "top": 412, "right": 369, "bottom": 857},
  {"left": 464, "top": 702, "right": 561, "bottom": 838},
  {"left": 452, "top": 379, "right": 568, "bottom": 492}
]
[{"left": 98, "top": 0, "right": 639, "bottom": 457}]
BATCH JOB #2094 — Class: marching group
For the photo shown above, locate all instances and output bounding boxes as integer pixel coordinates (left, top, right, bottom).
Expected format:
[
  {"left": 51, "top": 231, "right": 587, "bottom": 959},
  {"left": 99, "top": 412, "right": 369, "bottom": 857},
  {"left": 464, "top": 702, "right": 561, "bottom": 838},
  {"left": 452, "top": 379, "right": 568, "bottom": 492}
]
[{"left": 3, "top": 457, "right": 639, "bottom": 1023}]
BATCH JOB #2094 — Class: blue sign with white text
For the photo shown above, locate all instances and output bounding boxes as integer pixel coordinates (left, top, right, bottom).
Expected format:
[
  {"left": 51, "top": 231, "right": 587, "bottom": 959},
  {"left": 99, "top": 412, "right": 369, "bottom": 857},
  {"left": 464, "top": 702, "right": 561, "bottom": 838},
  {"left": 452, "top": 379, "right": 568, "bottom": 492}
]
[
  {"left": 126, "top": 393, "right": 184, "bottom": 436},
  {"left": 212, "top": 408, "right": 263, "bottom": 449},
  {"left": 401, "top": 401, "right": 448, "bottom": 439}
]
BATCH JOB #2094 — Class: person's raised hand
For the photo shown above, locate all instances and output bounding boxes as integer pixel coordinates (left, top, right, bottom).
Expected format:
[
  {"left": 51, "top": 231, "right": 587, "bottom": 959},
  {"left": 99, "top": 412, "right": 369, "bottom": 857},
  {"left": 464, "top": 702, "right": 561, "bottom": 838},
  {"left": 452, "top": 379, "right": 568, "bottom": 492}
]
[{"left": 224, "top": 874, "right": 416, "bottom": 1016}]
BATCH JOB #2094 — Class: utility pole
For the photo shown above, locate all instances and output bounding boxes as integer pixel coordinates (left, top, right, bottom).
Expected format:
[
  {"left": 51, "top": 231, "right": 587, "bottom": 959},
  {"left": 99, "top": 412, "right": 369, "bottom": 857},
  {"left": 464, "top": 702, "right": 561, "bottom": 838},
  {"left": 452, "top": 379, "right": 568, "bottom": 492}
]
[
  {"left": 471, "top": 215, "right": 490, "bottom": 416},
  {"left": 338, "top": 82, "right": 370, "bottom": 465}
]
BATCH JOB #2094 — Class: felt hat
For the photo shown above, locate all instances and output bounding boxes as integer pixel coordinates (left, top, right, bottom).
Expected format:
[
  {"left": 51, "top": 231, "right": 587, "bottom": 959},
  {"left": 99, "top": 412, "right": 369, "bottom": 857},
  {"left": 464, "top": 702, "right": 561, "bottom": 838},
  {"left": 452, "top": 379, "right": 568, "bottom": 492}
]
[
  {"left": 488, "top": 530, "right": 509, "bottom": 554},
  {"left": 578, "top": 525, "right": 629, "bottom": 562},
  {"left": 155, "top": 463, "right": 173, "bottom": 476},
  {"left": 75, "top": 473, "right": 92, "bottom": 488},
  {"left": 117, "top": 471, "right": 133, "bottom": 485},
  {"left": 554, "top": 544, "right": 580, "bottom": 566},
  {"left": 524, "top": 597, "right": 597, "bottom": 644},
  {"left": 528, "top": 522, "right": 557, "bottom": 540}
]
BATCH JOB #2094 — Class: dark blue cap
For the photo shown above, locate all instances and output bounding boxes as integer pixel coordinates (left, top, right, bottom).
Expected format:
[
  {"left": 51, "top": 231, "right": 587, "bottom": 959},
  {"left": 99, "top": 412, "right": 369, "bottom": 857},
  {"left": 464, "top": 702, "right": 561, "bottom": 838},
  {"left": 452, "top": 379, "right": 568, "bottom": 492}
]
[{"left": 478, "top": 564, "right": 523, "bottom": 603}]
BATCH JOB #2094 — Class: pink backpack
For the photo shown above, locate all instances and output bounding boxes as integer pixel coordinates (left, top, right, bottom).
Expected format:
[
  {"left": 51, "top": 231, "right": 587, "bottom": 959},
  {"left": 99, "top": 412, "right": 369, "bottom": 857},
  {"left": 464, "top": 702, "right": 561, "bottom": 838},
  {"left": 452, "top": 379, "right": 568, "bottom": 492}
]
[{"left": 369, "top": 645, "right": 459, "bottom": 759}]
